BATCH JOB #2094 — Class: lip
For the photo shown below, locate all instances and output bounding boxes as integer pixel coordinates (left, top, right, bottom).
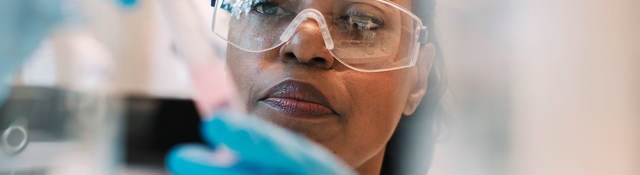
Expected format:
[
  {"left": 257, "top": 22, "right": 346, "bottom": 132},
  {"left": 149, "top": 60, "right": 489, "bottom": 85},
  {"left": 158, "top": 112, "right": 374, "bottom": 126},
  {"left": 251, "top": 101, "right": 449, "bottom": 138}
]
[{"left": 258, "top": 80, "right": 336, "bottom": 117}]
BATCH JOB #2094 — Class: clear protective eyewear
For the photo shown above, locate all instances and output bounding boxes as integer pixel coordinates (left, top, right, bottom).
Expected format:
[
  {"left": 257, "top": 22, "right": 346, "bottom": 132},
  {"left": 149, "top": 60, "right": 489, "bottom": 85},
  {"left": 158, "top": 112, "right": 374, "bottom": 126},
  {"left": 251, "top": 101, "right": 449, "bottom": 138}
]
[{"left": 210, "top": 0, "right": 429, "bottom": 72}]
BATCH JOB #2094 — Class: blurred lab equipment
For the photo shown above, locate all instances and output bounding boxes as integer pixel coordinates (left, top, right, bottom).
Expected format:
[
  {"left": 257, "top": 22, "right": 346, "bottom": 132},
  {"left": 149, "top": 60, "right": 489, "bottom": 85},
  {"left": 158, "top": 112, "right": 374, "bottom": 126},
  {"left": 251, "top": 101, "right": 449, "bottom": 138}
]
[
  {"left": 0, "top": 0, "right": 135, "bottom": 174},
  {"left": 0, "top": 0, "right": 62, "bottom": 102}
]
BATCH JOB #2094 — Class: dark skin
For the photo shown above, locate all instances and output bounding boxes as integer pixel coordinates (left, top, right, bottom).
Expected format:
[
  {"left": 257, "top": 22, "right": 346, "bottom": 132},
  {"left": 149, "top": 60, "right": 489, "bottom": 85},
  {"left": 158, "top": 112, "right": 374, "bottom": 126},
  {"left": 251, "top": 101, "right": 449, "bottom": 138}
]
[{"left": 226, "top": 0, "right": 435, "bottom": 174}]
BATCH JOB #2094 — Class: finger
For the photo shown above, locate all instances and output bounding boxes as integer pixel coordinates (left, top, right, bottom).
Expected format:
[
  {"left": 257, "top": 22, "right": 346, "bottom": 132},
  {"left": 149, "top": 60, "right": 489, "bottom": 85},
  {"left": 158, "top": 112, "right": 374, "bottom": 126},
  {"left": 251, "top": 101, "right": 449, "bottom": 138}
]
[
  {"left": 166, "top": 144, "right": 295, "bottom": 175},
  {"left": 166, "top": 144, "right": 251, "bottom": 175}
]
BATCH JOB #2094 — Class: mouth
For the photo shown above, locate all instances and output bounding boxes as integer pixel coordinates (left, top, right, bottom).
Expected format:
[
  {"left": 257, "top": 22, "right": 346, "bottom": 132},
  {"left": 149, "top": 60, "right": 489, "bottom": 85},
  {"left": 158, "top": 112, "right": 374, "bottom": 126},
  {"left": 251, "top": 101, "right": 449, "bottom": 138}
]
[{"left": 258, "top": 80, "right": 336, "bottom": 118}]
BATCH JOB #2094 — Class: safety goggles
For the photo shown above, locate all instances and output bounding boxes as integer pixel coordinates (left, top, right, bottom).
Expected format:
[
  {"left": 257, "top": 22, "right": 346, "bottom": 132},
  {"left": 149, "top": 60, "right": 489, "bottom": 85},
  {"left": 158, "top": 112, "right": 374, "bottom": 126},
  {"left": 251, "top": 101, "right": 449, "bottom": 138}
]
[{"left": 210, "top": 0, "right": 429, "bottom": 72}]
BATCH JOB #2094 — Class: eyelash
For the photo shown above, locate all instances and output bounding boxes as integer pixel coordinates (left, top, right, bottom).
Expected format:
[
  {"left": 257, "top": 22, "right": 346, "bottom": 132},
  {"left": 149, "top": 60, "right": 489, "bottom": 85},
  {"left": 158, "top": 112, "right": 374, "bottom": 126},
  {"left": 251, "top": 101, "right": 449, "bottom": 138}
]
[{"left": 252, "top": 2, "right": 288, "bottom": 16}]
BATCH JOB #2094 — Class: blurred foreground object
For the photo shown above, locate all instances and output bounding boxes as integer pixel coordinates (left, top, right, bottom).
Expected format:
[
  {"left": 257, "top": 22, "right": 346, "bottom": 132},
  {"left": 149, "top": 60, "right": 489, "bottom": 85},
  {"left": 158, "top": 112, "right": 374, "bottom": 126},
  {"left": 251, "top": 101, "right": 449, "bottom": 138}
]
[
  {"left": 0, "top": 0, "right": 148, "bottom": 174},
  {"left": 0, "top": 0, "right": 62, "bottom": 102}
]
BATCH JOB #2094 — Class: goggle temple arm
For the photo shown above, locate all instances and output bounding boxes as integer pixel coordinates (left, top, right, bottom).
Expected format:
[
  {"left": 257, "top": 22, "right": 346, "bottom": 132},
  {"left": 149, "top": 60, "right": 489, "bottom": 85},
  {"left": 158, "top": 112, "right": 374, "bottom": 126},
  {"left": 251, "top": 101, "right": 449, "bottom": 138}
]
[{"left": 418, "top": 26, "right": 429, "bottom": 45}]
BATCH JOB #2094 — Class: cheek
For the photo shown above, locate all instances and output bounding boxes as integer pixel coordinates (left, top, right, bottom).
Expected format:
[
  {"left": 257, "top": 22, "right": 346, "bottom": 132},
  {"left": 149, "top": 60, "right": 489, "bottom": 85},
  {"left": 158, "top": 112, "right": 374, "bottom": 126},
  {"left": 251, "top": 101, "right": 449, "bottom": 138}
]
[
  {"left": 346, "top": 73, "right": 409, "bottom": 130},
  {"left": 335, "top": 71, "right": 412, "bottom": 164},
  {"left": 226, "top": 49, "right": 261, "bottom": 103},
  {"left": 226, "top": 48, "right": 282, "bottom": 110}
]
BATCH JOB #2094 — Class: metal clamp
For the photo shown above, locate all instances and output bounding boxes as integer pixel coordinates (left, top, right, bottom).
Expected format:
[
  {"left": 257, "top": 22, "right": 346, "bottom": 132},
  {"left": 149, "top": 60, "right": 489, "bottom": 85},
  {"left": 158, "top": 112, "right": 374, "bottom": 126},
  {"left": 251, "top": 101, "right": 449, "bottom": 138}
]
[
  {"left": 418, "top": 26, "right": 430, "bottom": 45},
  {"left": 1, "top": 124, "right": 28, "bottom": 156}
]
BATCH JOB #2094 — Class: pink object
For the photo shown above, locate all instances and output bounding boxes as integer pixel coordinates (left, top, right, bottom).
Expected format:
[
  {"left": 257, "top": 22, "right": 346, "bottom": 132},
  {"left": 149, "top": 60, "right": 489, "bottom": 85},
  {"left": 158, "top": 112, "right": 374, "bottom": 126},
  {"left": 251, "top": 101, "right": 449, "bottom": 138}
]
[{"left": 187, "top": 59, "right": 235, "bottom": 117}]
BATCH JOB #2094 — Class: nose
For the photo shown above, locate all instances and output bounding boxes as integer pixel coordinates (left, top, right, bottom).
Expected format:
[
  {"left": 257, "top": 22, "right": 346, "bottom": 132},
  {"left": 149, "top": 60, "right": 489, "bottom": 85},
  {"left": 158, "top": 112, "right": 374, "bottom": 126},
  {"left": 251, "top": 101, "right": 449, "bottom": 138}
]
[{"left": 279, "top": 20, "right": 335, "bottom": 70}]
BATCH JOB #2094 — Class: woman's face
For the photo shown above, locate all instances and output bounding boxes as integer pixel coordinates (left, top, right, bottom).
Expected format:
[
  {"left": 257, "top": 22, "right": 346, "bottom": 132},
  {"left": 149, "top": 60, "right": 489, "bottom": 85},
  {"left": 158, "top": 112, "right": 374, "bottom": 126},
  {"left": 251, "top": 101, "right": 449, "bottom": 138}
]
[{"left": 225, "top": 0, "right": 433, "bottom": 170}]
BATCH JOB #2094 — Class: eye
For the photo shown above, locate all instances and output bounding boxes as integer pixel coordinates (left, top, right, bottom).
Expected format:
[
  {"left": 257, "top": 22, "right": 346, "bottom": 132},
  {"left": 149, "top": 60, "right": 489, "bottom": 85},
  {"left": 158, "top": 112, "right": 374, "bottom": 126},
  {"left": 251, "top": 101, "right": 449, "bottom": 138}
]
[{"left": 253, "top": 2, "right": 289, "bottom": 16}]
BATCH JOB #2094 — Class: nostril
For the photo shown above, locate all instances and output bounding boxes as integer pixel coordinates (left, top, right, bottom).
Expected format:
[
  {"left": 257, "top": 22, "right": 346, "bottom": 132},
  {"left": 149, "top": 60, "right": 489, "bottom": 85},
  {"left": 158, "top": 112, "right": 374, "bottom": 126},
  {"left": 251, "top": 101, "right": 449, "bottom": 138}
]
[
  {"left": 280, "top": 50, "right": 332, "bottom": 69},
  {"left": 311, "top": 57, "right": 327, "bottom": 64},
  {"left": 285, "top": 52, "right": 296, "bottom": 59}
]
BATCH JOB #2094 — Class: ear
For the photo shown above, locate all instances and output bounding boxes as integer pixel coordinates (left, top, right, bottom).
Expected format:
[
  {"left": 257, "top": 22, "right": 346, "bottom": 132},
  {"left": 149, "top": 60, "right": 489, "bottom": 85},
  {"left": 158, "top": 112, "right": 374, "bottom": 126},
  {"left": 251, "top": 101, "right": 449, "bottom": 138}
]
[{"left": 403, "top": 43, "right": 436, "bottom": 116}]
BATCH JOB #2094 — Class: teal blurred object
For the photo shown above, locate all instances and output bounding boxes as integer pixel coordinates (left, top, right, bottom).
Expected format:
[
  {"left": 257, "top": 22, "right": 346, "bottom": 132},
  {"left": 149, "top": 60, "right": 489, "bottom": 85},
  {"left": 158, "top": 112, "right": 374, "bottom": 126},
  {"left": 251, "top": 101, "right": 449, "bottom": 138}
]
[
  {"left": 167, "top": 112, "right": 355, "bottom": 175},
  {"left": 117, "top": 0, "right": 138, "bottom": 8},
  {"left": 0, "top": 0, "right": 62, "bottom": 102}
]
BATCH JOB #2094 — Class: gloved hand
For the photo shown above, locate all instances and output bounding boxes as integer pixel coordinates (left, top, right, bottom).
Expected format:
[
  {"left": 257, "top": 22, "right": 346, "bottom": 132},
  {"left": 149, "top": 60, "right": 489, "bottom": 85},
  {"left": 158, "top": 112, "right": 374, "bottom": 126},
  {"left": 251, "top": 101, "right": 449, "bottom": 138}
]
[
  {"left": 0, "top": 0, "right": 62, "bottom": 101},
  {"left": 166, "top": 112, "right": 356, "bottom": 175}
]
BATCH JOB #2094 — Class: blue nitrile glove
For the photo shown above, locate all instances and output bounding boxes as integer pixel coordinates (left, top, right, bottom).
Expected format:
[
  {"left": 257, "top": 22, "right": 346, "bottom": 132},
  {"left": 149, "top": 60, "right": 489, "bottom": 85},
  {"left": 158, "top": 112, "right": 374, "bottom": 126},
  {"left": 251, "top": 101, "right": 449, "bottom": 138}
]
[
  {"left": 117, "top": 0, "right": 138, "bottom": 9},
  {"left": 0, "top": 0, "right": 62, "bottom": 101},
  {"left": 167, "top": 112, "right": 356, "bottom": 175}
]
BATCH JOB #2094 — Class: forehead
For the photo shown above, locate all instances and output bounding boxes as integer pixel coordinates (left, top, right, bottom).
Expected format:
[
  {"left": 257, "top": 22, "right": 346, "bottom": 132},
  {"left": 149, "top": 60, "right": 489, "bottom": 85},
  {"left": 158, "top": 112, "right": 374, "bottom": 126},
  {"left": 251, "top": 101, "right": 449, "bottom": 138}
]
[{"left": 390, "top": 0, "right": 411, "bottom": 8}]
